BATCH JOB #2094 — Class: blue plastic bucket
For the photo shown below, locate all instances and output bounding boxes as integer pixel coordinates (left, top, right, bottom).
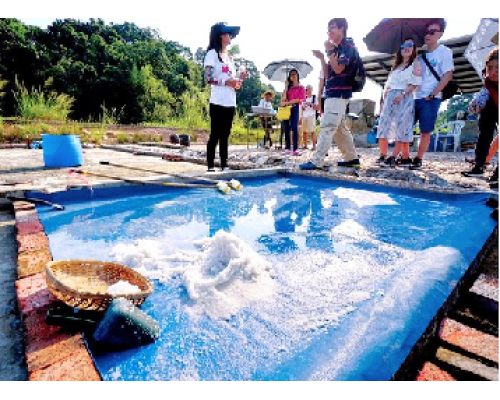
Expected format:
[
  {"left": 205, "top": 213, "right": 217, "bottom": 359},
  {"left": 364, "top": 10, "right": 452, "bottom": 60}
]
[{"left": 42, "top": 134, "right": 84, "bottom": 168}]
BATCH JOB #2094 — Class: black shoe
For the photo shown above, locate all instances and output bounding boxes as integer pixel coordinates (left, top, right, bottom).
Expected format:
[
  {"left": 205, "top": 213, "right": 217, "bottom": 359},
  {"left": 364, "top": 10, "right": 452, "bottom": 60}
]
[
  {"left": 338, "top": 159, "right": 360, "bottom": 168},
  {"left": 398, "top": 158, "right": 412, "bottom": 168},
  {"left": 490, "top": 181, "right": 499, "bottom": 190},
  {"left": 409, "top": 157, "right": 422, "bottom": 170},
  {"left": 382, "top": 156, "right": 396, "bottom": 168},
  {"left": 207, "top": 167, "right": 216, "bottom": 172},
  {"left": 375, "top": 155, "right": 386, "bottom": 166},
  {"left": 461, "top": 166, "right": 484, "bottom": 177}
]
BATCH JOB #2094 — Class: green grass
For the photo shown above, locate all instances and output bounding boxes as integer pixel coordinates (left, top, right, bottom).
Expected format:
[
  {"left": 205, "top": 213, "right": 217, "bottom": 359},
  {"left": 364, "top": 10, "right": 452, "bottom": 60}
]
[{"left": 14, "top": 78, "right": 74, "bottom": 121}]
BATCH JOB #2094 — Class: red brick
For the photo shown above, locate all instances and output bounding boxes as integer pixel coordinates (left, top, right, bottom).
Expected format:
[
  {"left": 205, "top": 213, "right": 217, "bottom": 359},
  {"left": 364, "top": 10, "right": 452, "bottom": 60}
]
[
  {"left": 17, "top": 249, "right": 52, "bottom": 279},
  {"left": 15, "top": 209, "right": 39, "bottom": 224},
  {"left": 13, "top": 201, "right": 36, "bottom": 211},
  {"left": 470, "top": 273, "right": 498, "bottom": 302},
  {"left": 440, "top": 318, "right": 498, "bottom": 363},
  {"left": 416, "top": 362, "right": 456, "bottom": 381},
  {"left": 29, "top": 346, "right": 101, "bottom": 381},
  {"left": 16, "top": 232, "right": 50, "bottom": 254},
  {"left": 436, "top": 347, "right": 498, "bottom": 381},
  {"left": 16, "top": 273, "right": 48, "bottom": 300},
  {"left": 16, "top": 220, "right": 44, "bottom": 235},
  {"left": 22, "top": 306, "right": 71, "bottom": 355},
  {"left": 26, "top": 334, "right": 86, "bottom": 373}
]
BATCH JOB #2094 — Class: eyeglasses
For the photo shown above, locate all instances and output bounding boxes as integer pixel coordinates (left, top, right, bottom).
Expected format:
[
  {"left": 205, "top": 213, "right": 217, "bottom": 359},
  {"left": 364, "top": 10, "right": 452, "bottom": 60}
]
[
  {"left": 400, "top": 43, "right": 414, "bottom": 49},
  {"left": 425, "top": 29, "right": 441, "bottom": 36}
]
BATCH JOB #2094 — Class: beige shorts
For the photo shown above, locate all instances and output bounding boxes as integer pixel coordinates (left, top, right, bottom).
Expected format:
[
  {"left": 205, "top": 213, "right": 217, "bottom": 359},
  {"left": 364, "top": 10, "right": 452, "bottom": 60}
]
[{"left": 302, "top": 116, "right": 316, "bottom": 132}]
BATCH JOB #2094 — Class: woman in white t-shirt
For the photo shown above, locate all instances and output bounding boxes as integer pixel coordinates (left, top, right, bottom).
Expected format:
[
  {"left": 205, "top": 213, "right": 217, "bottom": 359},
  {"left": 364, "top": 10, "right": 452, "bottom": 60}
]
[
  {"left": 377, "top": 38, "right": 422, "bottom": 168},
  {"left": 301, "top": 85, "right": 319, "bottom": 150},
  {"left": 203, "top": 22, "right": 247, "bottom": 172}
]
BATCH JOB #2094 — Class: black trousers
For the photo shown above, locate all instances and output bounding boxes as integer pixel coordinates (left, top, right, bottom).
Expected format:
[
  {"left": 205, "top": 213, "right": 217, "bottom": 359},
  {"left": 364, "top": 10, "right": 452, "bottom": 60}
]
[
  {"left": 208, "top": 104, "right": 235, "bottom": 169},
  {"left": 475, "top": 98, "right": 498, "bottom": 168}
]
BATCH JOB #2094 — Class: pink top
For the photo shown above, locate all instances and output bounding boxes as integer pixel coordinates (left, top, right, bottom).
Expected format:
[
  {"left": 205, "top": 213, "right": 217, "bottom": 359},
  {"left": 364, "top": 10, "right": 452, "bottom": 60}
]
[{"left": 287, "top": 85, "right": 306, "bottom": 104}]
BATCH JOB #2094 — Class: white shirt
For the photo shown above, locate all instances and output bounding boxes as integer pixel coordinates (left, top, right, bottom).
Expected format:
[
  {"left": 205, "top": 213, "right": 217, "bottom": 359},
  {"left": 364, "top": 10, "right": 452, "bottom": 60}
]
[
  {"left": 384, "top": 62, "right": 422, "bottom": 92},
  {"left": 302, "top": 95, "right": 318, "bottom": 118},
  {"left": 258, "top": 99, "right": 274, "bottom": 110},
  {"left": 416, "top": 45, "right": 454, "bottom": 100},
  {"left": 204, "top": 49, "right": 237, "bottom": 107}
]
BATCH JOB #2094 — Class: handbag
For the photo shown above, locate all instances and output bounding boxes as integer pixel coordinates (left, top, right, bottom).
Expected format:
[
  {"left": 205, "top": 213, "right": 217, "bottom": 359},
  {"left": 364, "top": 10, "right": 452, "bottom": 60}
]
[
  {"left": 276, "top": 106, "right": 292, "bottom": 121},
  {"left": 422, "top": 52, "right": 459, "bottom": 101}
]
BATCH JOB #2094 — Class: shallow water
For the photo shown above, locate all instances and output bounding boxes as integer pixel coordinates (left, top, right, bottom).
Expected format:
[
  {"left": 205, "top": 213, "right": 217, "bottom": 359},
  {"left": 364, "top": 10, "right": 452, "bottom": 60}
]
[{"left": 35, "top": 176, "right": 495, "bottom": 381}]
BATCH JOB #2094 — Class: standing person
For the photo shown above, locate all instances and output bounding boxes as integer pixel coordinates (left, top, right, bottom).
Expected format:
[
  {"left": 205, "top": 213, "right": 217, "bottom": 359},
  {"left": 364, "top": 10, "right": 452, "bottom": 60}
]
[
  {"left": 204, "top": 22, "right": 247, "bottom": 172},
  {"left": 282, "top": 69, "right": 306, "bottom": 155},
  {"left": 258, "top": 91, "right": 276, "bottom": 149},
  {"left": 411, "top": 19, "right": 454, "bottom": 170},
  {"left": 377, "top": 38, "right": 422, "bottom": 168},
  {"left": 301, "top": 85, "right": 319, "bottom": 150},
  {"left": 462, "top": 47, "right": 498, "bottom": 178},
  {"left": 300, "top": 18, "right": 360, "bottom": 171}
]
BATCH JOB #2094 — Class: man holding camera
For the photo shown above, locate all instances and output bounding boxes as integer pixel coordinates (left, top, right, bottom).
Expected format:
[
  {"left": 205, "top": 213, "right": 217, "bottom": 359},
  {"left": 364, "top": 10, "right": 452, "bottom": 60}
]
[{"left": 300, "top": 18, "right": 360, "bottom": 170}]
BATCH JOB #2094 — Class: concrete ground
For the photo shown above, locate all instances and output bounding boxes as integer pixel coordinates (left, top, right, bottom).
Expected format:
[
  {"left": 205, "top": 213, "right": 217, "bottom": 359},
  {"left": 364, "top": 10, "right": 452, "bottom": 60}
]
[{"left": 0, "top": 145, "right": 497, "bottom": 381}]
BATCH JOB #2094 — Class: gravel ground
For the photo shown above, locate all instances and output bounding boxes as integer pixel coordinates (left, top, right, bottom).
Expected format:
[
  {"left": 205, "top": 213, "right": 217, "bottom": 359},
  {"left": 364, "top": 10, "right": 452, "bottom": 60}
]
[{"left": 0, "top": 145, "right": 498, "bottom": 195}]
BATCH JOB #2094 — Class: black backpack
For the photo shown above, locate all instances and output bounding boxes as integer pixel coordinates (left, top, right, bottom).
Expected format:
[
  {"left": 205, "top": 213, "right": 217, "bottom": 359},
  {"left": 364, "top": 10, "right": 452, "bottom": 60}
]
[{"left": 351, "top": 46, "right": 366, "bottom": 93}]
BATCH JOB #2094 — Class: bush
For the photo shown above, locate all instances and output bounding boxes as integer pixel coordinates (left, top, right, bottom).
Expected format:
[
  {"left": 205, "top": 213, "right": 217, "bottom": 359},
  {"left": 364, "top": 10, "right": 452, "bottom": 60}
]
[
  {"left": 117, "top": 132, "right": 129, "bottom": 144},
  {"left": 14, "top": 78, "right": 74, "bottom": 121}
]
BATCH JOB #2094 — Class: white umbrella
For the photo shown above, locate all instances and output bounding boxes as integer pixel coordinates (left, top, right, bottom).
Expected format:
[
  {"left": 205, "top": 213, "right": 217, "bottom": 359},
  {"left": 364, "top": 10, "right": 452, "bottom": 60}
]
[
  {"left": 262, "top": 59, "right": 313, "bottom": 82},
  {"left": 464, "top": 18, "right": 498, "bottom": 79}
]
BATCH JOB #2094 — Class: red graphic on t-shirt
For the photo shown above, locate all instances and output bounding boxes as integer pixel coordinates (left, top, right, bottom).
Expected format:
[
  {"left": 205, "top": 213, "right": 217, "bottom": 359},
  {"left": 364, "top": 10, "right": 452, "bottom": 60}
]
[{"left": 222, "top": 65, "right": 230, "bottom": 74}]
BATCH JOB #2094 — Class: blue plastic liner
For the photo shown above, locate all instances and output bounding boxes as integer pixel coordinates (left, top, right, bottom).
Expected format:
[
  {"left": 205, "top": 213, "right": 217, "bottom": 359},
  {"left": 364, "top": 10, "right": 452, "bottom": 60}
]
[{"left": 42, "top": 134, "right": 84, "bottom": 168}]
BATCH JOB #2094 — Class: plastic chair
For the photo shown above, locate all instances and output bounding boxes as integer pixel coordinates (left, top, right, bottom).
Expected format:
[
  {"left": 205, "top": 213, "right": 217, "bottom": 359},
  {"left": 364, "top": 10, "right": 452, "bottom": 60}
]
[{"left": 432, "top": 121, "right": 465, "bottom": 152}]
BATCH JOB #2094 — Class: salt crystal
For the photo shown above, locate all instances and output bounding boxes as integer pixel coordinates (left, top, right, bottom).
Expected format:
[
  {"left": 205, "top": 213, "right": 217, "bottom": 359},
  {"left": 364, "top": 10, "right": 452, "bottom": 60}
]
[{"left": 107, "top": 280, "right": 141, "bottom": 295}]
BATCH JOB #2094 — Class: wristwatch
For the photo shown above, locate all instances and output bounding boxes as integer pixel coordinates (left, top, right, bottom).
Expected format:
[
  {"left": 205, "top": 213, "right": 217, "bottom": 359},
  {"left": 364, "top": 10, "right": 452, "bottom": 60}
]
[
  {"left": 326, "top": 49, "right": 336, "bottom": 57},
  {"left": 429, "top": 94, "right": 435, "bottom": 99}
]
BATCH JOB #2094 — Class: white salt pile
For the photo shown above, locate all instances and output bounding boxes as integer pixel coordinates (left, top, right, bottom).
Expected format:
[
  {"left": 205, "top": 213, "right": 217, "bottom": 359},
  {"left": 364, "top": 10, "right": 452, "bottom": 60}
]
[
  {"left": 107, "top": 281, "right": 142, "bottom": 295},
  {"left": 110, "top": 231, "right": 275, "bottom": 319}
]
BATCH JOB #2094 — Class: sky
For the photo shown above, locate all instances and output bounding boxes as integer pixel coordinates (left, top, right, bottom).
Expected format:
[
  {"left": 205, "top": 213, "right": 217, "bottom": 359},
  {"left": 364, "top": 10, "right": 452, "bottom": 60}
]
[{"left": 3, "top": 2, "right": 491, "bottom": 112}]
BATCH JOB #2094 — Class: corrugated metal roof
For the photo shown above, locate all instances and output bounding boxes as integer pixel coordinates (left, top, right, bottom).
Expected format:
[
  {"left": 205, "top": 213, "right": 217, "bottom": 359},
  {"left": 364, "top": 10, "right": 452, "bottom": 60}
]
[{"left": 362, "top": 35, "right": 483, "bottom": 94}]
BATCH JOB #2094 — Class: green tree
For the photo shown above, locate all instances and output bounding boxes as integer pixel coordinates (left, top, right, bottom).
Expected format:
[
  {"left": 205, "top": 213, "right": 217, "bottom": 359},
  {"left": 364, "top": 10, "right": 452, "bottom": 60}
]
[
  {"left": 130, "top": 64, "right": 175, "bottom": 123},
  {"left": 446, "top": 94, "right": 474, "bottom": 120}
]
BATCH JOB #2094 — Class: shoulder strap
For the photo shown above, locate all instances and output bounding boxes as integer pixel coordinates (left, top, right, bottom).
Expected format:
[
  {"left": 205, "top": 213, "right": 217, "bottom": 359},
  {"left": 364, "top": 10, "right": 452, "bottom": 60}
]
[
  {"left": 312, "top": 95, "right": 316, "bottom": 103},
  {"left": 422, "top": 52, "right": 441, "bottom": 82}
]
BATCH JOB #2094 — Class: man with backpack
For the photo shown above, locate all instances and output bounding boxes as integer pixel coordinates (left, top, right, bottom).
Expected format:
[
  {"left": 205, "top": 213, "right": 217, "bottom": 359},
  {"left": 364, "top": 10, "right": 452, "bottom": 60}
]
[
  {"left": 300, "top": 18, "right": 365, "bottom": 171},
  {"left": 301, "top": 85, "right": 319, "bottom": 150}
]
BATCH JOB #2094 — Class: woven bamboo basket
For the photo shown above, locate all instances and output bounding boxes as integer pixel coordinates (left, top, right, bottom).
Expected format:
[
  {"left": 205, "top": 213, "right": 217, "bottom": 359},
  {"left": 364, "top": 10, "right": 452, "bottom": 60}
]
[{"left": 45, "top": 260, "right": 154, "bottom": 312}]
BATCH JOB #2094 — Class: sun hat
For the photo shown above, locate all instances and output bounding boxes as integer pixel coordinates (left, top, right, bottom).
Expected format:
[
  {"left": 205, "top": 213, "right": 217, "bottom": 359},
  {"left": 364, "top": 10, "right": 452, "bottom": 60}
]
[
  {"left": 262, "top": 91, "right": 275, "bottom": 98},
  {"left": 213, "top": 22, "right": 240, "bottom": 39}
]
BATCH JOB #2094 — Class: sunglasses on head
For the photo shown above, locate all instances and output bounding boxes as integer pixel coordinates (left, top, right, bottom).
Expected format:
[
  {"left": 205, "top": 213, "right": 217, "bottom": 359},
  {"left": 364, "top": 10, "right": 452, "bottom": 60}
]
[
  {"left": 425, "top": 29, "right": 441, "bottom": 36},
  {"left": 400, "top": 42, "right": 414, "bottom": 49}
]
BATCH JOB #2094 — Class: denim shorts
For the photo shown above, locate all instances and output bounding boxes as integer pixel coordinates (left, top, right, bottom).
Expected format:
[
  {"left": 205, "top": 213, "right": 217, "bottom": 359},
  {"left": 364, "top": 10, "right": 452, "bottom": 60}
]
[{"left": 414, "top": 98, "right": 441, "bottom": 133}]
